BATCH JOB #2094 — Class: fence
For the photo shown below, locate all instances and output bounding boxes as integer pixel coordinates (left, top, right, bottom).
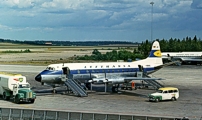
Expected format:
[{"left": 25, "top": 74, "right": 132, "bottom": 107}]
[{"left": 0, "top": 107, "right": 185, "bottom": 120}]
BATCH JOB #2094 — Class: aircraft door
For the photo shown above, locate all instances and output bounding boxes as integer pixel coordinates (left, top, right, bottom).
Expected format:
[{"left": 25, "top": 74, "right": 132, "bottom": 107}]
[{"left": 62, "top": 67, "right": 70, "bottom": 78}]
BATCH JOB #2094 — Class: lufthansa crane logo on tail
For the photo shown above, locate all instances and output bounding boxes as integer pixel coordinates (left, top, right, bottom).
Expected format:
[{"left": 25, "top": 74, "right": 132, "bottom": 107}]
[{"left": 153, "top": 50, "right": 161, "bottom": 57}]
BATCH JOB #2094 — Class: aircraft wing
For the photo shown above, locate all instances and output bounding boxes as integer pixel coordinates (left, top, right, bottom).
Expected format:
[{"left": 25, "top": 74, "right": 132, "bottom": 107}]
[
  {"left": 124, "top": 77, "right": 163, "bottom": 83},
  {"left": 124, "top": 77, "right": 163, "bottom": 80},
  {"left": 181, "top": 58, "right": 202, "bottom": 62},
  {"left": 90, "top": 76, "right": 163, "bottom": 84},
  {"left": 161, "top": 61, "right": 181, "bottom": 67}
]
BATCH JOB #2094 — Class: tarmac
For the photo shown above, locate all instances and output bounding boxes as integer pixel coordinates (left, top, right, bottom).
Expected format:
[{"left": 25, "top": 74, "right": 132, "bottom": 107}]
[{"left": 0, "top": 65, "right": 202, "bottom": 119}]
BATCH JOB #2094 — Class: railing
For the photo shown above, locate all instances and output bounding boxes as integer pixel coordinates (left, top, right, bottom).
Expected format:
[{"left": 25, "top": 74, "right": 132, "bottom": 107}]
[{"left": 0, "top": 107, "right": 190, "bottom": 120}]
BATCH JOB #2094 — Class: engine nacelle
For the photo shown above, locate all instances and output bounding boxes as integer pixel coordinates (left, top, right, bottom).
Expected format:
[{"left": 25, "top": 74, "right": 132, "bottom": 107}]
[
  {"left": 89, "top": 78, "right": 108, "bottom": 84},
  {"left": 89, "top": 78, "right": 124, "bottom": 84},
  {"left": 109, "top": 78, "right": 125, "bottom": 84}
]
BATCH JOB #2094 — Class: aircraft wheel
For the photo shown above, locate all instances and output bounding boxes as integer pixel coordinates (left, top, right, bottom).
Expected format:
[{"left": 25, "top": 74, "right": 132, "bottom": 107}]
[
  {"left": 52, "top": 89, "right": 57, "bottom": 94},
  {"left": 112, "top": 87, "right": 118, "bottom": 93},
  {"left": 85, "top": 83, "right": 91, "bottom": 90}
]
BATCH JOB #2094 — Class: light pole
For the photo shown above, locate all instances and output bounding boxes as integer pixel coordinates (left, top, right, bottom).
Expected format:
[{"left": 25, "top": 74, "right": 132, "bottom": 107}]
[{"left": 150, "top": 2, "right": 154, "bottom": 41}]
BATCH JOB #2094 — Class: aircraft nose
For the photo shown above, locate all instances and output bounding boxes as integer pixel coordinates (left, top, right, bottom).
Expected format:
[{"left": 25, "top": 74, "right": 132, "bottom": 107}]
[{"left": 35, "top": 74, "right": 41, "bottom": 82}]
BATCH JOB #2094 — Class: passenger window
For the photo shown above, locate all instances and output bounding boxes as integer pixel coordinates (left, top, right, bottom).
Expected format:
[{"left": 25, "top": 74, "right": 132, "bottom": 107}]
[
  {"left": 168, "top": 90, "right": 173, "bottom": 93},
  {"left": 163, "top": 91, "right": 168, "bottom": 93},
  {"left": 174, "top": 90, "right": 178, "bottom": 93}
]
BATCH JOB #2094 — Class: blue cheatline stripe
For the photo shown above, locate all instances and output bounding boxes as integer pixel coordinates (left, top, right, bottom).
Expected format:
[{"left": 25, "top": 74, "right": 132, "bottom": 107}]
[
  {"left": 148, "top": 50, "right": 156, "bottom": 57},
  {"left": 40, "top": 68, "right": 155, "bottom": 75}
]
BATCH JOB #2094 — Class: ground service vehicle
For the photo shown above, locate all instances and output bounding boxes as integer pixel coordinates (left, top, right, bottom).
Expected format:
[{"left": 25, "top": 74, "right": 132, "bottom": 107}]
[
  {"left": 121, "top": 82, "right": 137, "bottom": 90},
  {"left": 0, "top": 72, "right": 36, "bottom": 104},
  {"left": 148, "top": 87, "right": 179, "bottom": 102}
]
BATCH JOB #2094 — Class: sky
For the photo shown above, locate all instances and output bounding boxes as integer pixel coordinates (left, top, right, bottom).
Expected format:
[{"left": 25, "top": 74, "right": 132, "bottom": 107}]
[{"left": 0, "top": 0, "right": 201, "bottom": 42}]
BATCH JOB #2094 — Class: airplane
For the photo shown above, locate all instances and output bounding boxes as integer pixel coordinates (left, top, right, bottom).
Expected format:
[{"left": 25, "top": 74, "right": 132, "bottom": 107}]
[
  {"left": 35, "top": 41, "right": 170, "bottom": 93},
  {"left": 162, "top": 52, "right": 202, "bottom": 65}
]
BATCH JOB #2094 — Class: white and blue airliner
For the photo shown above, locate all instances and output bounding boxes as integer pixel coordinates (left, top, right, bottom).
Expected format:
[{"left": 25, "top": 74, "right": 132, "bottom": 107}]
[
  {"left": 162, "top": 52, "right": 202, "bottom": 65},
  {"left": 35, "top": 41, "right": 166, "bottom": 92}
]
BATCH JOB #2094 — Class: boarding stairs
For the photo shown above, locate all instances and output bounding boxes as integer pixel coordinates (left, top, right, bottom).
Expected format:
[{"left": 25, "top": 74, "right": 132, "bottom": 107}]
[
  {"left": 64, "top": 79, "right": 88, "bottom": 97},
  {"left": 136, "top": 71, "right": 164, "bottom": 89},
  {"left": 61, "top": 74, "right": 88, "bottom": 97},
  {"left": 143, "top": 80, "right": 164, "bottom": 89}
]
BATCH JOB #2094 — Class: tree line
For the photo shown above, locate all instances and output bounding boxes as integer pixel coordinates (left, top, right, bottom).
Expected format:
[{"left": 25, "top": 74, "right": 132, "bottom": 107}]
[
  {"left": 75, "top": 49, "right": 144, "bottom": 61},
  {"left": 0, "top": 39, "right": 136, "bottom": 46},
  {"left": 1, "top": 35, "right": 201, "bottom": 61},
  {"left": 76, "top": 35, "right": 202, "bottom": 61},
  {"left": 139, "top": 35, "right": 201, "bottom": 57}
]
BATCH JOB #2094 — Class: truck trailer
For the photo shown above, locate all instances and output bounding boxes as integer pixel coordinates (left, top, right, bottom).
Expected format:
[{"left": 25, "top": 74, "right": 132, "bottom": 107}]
[{"left": 0, "top": 72, "right": 36, "bottom": 104}]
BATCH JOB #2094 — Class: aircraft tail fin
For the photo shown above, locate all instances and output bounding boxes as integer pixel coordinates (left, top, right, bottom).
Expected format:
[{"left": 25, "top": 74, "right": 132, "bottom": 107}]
[
  {"left": 146, "top": 41, "right": 163, "bottom": 65},
  {"left": 135, "top": 41, "right": 163, "bottom": 66},
  {"left": 148, "top": 41, "right": 162, "bottom": 58}
]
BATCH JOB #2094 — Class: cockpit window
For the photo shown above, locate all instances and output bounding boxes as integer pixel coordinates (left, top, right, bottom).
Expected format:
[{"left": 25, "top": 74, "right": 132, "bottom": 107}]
[{"left": 46, "top": 67, "right": 55, "bottom": 70}]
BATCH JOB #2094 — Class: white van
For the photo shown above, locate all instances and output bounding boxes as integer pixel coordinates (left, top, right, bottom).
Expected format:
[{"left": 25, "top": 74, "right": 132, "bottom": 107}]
[{"left": 148, "top": 87, "right": 179, "bottom": 102}]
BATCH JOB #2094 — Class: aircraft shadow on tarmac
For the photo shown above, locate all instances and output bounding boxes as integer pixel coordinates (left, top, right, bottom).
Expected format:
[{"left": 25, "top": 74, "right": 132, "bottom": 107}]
[{"left": 32, "top": 84, "right": 152, "bottom": 98}]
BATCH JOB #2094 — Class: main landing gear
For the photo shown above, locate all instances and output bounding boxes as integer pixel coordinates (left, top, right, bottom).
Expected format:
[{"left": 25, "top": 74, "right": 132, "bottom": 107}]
[
  {"left": 85, "top": 83, "right": 91, "bottom": 90},
  {"left": 51, "top": 85, "right": 57, "bottom": 94},
  {"left": 112, "top": 84, "right": 119, "bottom": 93},
  {"left": 52, "top": 88, "right": 57, "bottom": 94}
]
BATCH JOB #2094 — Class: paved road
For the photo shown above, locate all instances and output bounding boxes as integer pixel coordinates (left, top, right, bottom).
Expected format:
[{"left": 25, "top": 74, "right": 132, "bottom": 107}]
[
  {"left": 0, "top": 64, "right": 45, "bottom": 73},
  {"left": 0, "top": 65, "right": 201, "bottom": 119}
]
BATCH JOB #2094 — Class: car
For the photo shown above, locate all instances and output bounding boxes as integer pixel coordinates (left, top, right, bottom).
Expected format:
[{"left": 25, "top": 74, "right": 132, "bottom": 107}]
[{"left": 148, "top": 87, "right": 179, "bottom": 102}]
